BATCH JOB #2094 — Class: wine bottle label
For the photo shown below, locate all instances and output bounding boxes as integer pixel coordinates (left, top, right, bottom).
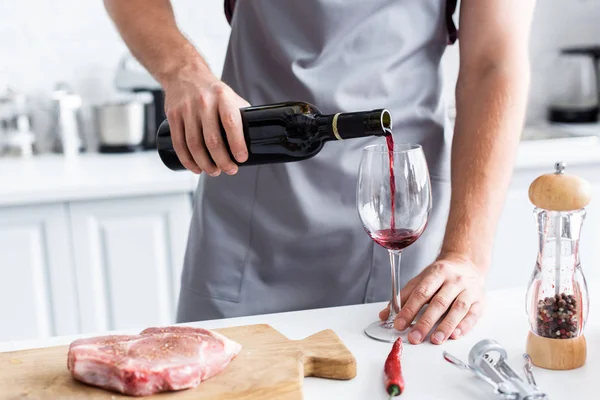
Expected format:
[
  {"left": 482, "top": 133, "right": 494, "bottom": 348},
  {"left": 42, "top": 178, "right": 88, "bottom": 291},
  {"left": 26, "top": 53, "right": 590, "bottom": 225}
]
[{"left": 332, "top": 113, "right": 343, "bottom": 141}]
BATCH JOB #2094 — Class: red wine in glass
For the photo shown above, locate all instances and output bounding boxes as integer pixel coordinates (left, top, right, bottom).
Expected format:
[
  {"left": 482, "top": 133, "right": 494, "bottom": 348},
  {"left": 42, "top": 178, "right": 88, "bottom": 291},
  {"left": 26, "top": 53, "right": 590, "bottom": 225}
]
[{"left": 369, "top": 228, "right": 423, "bottom": 251}]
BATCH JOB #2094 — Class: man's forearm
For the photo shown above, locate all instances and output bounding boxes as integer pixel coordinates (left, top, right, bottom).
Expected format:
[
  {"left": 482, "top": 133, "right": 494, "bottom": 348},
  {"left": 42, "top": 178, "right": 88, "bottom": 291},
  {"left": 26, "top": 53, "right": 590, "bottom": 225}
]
[
  {"left": 440, "top": 63, "right": 530, "bottom": 270},
  {"left": 103, "top": 0, "right": 214, "bottom": 86}
]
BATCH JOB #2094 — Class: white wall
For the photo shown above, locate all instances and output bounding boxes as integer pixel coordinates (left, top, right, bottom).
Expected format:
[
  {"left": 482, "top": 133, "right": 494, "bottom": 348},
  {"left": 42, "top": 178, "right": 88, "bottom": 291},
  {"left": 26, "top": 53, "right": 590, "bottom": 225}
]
[
  {"left": 1, "top": 0, "right": 600, "bottom": 150},
  {"left": 527, "top": 0, "right": 600, "bottom": 122},
  {"left": 0, "top": 0, "right": 230, "bottom": 96},
  {"left": 0, "top": 0, "right": 231, "bottom": 151},
  {"left": 440, "top": 0, "right": 600, "bottom": 123}
]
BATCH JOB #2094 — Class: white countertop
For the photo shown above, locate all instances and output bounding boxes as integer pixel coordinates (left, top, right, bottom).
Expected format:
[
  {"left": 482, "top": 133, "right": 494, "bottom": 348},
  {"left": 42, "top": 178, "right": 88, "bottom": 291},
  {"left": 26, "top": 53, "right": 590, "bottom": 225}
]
[
  {"left": 518, "top": 124, "right": 600, "bottom": 170},
  {"left": 1, "top": 125, "right": 600, "bottom": 207},
  {"left": 0, "top": 152, "right": 199, "bottom": 207},
  {"left": 1, "top": 282, "right": 598, "bottom": 399}
]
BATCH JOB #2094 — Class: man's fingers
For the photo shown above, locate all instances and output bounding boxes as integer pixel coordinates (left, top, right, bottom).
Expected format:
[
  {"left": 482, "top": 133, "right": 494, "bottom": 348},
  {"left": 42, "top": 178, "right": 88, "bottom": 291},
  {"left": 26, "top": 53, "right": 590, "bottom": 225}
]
[
  {"left": 167, "top": 110, "right": 201, "bottom": 174},
  {"left": 398, "top": 276, "right": 419, "bottom": 307},
  {"left": 407, "top": 283, "right": 463, "bottom": 344},
  {"left": 450, "top": 300, "right": 485, "bottom": 339},
  {"left": 183, "top": 106, "right": 219, "bottom": 176},
  {"left": 378, "top": 278, "right": 420, "bottom": 322},
  {"left": 380, "top": 277, "right": 419, "bottom": 322},
  {"left": 379, "top": 275, "right": 422, "bottom": 322},
  {"left": 198, "top": 88, "right": 237, "bottom": 175},
  {"left": 379, "top": 304, "right": 390, "bottom": 321},
  {"left": 219, "top": 95, "right": 248, "bottom": 165},
  {"left": 429, "top": 291, "right": 472, "bottom": 344},
  {"left": 378, "top": 258, "right": 486, "bottom": 341},
  {"left": 394, "top": 275, "right": 444, "bottom": 332}
]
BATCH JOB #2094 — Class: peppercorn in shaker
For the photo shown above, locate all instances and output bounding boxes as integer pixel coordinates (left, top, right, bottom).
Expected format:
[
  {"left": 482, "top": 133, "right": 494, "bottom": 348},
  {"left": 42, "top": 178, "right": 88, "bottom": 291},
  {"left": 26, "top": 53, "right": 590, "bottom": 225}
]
[{"left": 525, "top": 162, "right": 592, "bottom": 370}]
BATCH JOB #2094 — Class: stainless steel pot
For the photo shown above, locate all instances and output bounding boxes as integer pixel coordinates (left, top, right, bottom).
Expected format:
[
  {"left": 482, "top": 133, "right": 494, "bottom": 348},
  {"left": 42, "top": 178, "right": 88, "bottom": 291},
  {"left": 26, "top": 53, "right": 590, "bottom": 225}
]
[{"left": 95, "top": 101, "right": 145, "bottom": 153}]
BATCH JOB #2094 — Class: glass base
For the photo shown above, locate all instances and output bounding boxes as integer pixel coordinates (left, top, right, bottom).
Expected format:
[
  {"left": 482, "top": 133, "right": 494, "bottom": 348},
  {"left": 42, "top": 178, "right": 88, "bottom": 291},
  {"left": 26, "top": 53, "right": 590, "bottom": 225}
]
[{"left": 364, "top": 319, "right": 411, "bottom": 342}]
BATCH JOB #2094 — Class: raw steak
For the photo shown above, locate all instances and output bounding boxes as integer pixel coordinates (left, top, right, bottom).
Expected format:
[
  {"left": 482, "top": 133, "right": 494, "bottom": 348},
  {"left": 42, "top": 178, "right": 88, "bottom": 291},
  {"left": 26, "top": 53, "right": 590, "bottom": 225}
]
[{"left": 67, "top": 326, "right": 242, "bottom": 396}]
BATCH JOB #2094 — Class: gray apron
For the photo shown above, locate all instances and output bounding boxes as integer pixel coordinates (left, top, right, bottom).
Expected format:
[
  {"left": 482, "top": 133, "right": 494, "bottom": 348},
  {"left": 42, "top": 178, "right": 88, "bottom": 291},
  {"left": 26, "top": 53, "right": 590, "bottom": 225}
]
[{"left": 176, "top": 0, "right": 453, "bottom": 322}]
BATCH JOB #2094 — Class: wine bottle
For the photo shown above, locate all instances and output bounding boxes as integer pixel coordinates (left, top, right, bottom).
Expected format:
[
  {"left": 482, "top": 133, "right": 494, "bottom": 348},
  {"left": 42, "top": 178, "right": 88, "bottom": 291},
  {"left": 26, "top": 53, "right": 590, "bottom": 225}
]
[{"left": 156, "top": 101, "right": 392, "bottom": 170}]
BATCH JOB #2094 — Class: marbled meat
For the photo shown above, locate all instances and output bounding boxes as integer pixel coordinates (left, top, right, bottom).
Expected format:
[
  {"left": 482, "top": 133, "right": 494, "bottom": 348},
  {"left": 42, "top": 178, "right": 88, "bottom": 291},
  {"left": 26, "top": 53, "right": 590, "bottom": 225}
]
[{"left": 67, "top": 326, "right": 242, "bottom": 396}]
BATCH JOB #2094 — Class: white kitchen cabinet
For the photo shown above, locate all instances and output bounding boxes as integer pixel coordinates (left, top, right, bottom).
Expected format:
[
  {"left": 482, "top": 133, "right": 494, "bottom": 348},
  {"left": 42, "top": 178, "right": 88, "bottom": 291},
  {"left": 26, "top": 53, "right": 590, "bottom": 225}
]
[
  {"left": 68, "top": 193, "right": 192, "bottom": 334},
  {"left": 0, "top": 204, "right": 79, "bottom": 342}
]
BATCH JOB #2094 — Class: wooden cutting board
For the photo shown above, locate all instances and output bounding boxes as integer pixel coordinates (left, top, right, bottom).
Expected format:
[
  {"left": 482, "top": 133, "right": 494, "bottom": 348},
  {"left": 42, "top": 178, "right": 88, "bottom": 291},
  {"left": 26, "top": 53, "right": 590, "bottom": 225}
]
[{"left": 0, "top": 324, "right": 356, "bottom": 399}]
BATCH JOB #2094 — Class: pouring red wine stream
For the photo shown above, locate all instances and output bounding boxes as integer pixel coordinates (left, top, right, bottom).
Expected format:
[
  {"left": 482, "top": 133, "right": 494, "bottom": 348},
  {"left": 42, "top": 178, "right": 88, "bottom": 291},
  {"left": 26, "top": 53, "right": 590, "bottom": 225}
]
[
  {"left": 369, "top": 130, "right": 423, "bottom": 252},
  {"left": 386, "top": 131, "right": 395, "bottom": 231}
]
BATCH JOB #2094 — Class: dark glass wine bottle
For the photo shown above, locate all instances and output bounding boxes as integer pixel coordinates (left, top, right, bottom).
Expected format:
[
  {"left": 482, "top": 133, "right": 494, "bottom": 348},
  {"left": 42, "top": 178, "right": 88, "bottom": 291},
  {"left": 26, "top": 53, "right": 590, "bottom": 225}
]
[{"left": 156, "top": 101, "right": 392, "bottom": 170}]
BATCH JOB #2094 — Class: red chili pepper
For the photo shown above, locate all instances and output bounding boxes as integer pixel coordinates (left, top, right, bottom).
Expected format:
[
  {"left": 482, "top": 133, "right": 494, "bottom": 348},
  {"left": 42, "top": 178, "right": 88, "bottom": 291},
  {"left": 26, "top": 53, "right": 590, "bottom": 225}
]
[{"left": 384, "top": 337, "right": 405, "bottom": 397}]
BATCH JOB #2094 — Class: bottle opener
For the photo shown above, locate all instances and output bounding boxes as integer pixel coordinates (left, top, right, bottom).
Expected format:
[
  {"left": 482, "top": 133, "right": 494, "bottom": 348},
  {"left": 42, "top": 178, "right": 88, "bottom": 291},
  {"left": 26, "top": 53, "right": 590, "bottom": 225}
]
[{"left": 442, "top": 339, "right": 549, "bottom": 399}]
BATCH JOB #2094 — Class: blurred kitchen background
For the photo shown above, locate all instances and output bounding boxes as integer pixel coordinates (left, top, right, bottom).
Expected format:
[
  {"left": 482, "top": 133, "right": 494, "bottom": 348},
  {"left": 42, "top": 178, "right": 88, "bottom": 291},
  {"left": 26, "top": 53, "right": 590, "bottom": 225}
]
[{"left": 1, "top": 0, "right": 600, "bottom": 343}]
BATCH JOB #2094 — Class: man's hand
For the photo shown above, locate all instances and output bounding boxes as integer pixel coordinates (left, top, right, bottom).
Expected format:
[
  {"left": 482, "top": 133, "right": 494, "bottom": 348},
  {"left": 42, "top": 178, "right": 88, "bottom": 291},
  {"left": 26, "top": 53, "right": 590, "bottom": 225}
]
[
  {"left": 163, "top": 69, "right": 250, "bottom": 176},
  {"left": 103, "top": 0, "right": 250, "bottom": 176},
  {"left": 379, "top": 253, "right": 486, "bottom": 345}
]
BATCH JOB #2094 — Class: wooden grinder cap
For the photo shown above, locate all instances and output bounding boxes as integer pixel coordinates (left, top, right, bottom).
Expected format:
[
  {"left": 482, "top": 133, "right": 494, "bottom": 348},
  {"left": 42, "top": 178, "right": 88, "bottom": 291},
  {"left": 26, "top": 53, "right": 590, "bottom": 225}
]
[{"left": 528, "top": 162, "right": 592, "bottom": 211}]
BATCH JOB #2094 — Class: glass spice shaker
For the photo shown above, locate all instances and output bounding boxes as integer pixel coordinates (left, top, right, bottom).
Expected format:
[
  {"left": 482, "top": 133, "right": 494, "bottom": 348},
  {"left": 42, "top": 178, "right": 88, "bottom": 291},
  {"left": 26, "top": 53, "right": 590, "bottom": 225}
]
[{"left": 525, "top": 162, "right": 592, "bottom": 370}]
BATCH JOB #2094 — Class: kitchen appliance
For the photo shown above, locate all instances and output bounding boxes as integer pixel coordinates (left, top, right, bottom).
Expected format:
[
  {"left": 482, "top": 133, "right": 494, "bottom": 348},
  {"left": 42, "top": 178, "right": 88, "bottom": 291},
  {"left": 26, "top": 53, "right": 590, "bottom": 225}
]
[
  {"left": 50, "top": 83, "right": 85, "bottom": 157},
  {"left": 114, "top": 53, "right": 165, "bottom": 150},
  {"left": 0, "top": 87, "right": 36, "bottom": 157},
  {"left": 548, "top": 47, "right": 600, "bottom": 123},
  {"left": 0, "top": 324, "right": 355, "bottom": 399},
  {"left": 443, "top": 339, "right": 548, "bottom": 399},
  {"left": 94, "top": 96, "right": 148, "bottom": 153},
  {"left": 526, "top": 161, "right": 591, "bottom": 370},
  {"left": 563, "top": 46, "right": 600, "bottom": 100}
]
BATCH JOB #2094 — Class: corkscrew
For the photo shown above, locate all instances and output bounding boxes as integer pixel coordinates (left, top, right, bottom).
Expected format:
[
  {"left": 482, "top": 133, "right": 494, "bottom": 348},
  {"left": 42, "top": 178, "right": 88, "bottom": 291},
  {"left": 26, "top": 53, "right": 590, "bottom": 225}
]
[{"left": 442, "top": 339, "right": 549, "bottom": 400}]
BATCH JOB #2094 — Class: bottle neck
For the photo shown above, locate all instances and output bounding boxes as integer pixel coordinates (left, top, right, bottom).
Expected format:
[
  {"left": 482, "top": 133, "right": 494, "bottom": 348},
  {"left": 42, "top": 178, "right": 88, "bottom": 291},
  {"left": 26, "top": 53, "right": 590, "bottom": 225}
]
[{"left": 316, "top": 109, "right": 392, "bottom": 141}]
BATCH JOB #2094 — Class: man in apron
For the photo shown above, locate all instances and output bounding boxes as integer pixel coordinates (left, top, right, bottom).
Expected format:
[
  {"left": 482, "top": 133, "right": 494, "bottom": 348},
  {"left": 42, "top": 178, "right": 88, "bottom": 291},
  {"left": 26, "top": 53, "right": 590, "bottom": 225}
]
[{"left": 104, "top": 0, "right": 534, "bottom": 345}]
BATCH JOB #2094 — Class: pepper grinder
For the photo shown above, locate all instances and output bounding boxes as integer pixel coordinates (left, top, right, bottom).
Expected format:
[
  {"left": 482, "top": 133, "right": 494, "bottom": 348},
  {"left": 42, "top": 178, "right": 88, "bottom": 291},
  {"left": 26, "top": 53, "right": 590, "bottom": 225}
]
[{"left": 525, "top": 161, "right": 592, "bottom": 370}]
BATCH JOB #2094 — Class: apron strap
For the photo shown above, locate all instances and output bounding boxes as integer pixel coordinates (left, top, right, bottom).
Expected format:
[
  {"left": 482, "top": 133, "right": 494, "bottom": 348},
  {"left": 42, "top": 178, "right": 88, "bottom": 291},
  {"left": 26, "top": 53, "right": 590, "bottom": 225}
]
[
  {"left": 224, "top": 0, "right": 458, "bottom": 45},
  {"left": 445, "top": 0, "right": 458, "bottom": 45},
  {"left": 224, "top": 0, "right": 235, "bottom": 26}
]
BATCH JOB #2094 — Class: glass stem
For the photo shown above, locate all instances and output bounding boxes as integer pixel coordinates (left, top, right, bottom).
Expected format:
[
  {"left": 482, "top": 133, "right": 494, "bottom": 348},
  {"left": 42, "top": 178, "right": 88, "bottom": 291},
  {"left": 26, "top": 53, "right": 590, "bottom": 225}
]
[{"left": 386, "top": 249, "right": 402, "bottom": 327}]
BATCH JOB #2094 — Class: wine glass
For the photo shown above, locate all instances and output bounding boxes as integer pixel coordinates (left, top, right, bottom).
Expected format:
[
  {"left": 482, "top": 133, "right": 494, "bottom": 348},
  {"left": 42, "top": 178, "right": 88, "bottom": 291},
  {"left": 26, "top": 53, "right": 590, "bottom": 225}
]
[{"left": 357, "top": 143, "right": 432, "bottom": 342}]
